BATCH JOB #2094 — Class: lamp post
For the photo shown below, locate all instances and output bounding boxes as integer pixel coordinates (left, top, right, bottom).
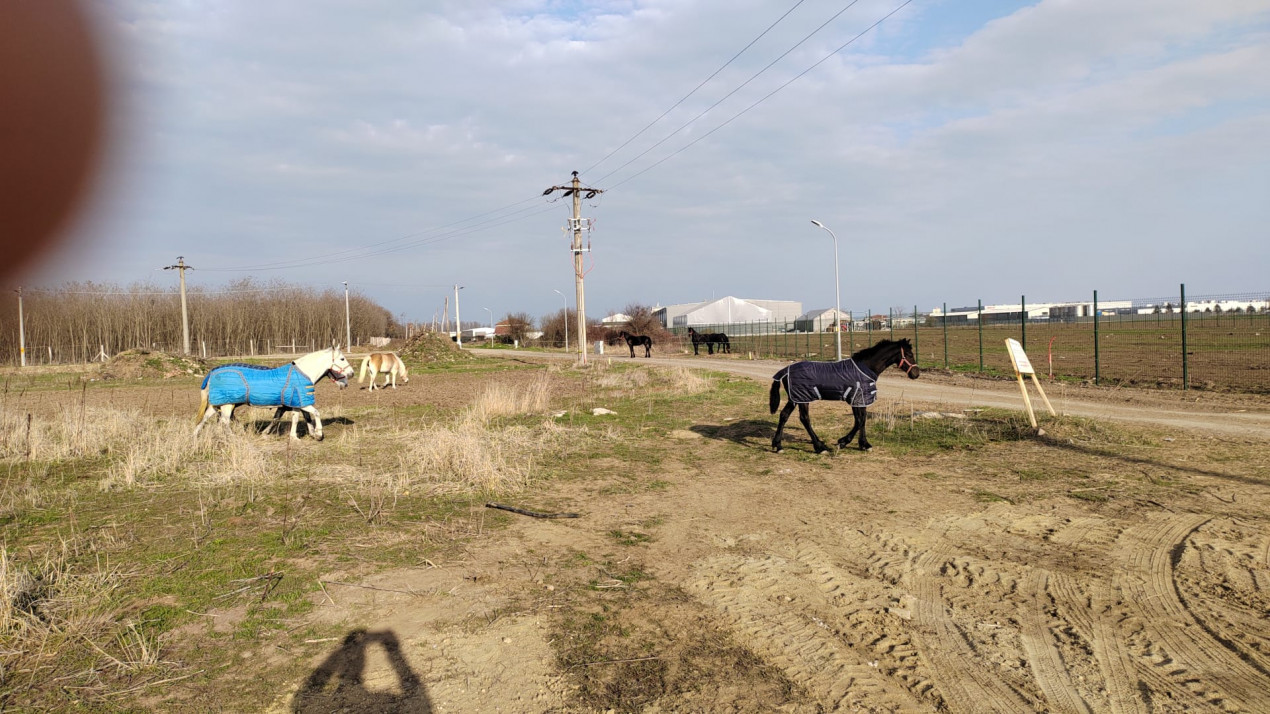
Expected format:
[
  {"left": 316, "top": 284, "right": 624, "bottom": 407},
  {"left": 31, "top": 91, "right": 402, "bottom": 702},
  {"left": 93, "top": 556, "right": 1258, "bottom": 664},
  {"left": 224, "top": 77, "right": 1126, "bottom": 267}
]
[
  {"left": 483, "top": 307, "right": 493, "bottom": 342},
  {"left": 343, "top": 281, "right": 351, "bottom": 349},
  {"left": 553, "top": 289, "right": 568, "bottom": 351},
  {"left": 810, "top": 220, "right": 842, "bottom": 361}
]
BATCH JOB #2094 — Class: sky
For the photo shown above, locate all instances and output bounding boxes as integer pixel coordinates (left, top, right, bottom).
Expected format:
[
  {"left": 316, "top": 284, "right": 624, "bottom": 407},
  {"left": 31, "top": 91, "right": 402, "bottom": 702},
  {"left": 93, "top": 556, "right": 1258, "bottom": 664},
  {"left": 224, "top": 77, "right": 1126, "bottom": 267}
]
[{"left": 24, "top": 0, "right": 1270, "bottom": 323}]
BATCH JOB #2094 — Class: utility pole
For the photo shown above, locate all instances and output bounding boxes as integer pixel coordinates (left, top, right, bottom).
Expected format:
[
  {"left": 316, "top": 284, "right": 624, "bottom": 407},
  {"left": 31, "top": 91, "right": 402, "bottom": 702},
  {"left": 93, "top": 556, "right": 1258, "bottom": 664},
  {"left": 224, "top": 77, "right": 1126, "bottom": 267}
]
[
  {"left": 15, "top": 287, "right": 26, "bottom": 367},
  {"left": 163, "top": 256, "right": 193, "bottom": 354},
  {"left": 543, "top": 171, "right": 603, "bottom": 363},
  {"left": 454, "top": 284, "right": 464, "bottom": 348},
  {"left": 343, "top": 281, "right": 352, "bottom": 348}
]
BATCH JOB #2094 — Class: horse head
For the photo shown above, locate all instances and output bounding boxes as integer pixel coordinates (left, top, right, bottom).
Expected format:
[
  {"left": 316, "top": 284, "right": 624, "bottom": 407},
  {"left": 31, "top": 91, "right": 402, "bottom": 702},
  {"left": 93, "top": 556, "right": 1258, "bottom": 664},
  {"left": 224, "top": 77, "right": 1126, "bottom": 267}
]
[
  {"left": 894, "top": 338, "right": 920, "bottom": 379},
  {"left": 328, "top": 346, "right": 355, "bottom": 385}
]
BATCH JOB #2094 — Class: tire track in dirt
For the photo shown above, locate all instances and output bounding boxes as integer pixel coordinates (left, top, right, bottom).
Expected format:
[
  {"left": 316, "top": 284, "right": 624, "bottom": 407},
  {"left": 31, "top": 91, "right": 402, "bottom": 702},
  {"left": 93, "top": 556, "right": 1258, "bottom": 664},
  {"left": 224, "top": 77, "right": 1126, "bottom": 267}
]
[
  {"left": 1048, "top": 574, "right": 1148, "bottom": 714},
  {"left": 689, "top": 550, "right": 926, "bottom": 711},
  {"left": 1175, "top": 522, "right": 1270, "bottom": 678},
  {"left": 909, "top": 537, "right": 1033, "bottom": 713},
  {"left": 1019, "top": 570, "right": 1094, "bottom": 714},
  {"left": 1116, "top": 513, "right": 1270, "bottom": 711}
]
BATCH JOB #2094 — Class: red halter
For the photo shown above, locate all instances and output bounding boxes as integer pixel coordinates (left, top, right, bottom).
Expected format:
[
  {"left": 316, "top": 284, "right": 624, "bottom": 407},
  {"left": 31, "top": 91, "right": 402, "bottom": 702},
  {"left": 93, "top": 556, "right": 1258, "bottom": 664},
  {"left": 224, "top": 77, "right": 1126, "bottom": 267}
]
[{"left": 897, "top": 351, "right": 918, "bottom": 376}]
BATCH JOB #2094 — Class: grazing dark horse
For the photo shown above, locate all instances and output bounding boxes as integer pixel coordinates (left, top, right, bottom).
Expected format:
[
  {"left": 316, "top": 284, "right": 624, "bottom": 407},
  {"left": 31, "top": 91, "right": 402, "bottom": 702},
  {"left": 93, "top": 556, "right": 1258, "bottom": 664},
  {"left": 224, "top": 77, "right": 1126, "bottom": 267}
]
[
  {"left": 618, "top": 330, "right": 653, "bottom": 358},
  {"left": 769, "top": 338, "right": 920, "bottom": 454},
  {"left": 687, "top": 327, "right": 731, "bottom": 355}
]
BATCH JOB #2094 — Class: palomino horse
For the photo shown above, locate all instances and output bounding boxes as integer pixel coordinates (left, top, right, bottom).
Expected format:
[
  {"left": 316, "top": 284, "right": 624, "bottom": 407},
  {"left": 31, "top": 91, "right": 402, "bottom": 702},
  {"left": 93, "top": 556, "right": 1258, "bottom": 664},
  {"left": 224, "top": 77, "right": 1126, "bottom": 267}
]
[
  {"left": 359, "top": 352, "right": 409, "bottom": 390},
  {"left": 770, "top": 338, "right": 920, "bottom": 453},
  {"left": 195, "top": 346, "right": 354, "bottom": 440}
]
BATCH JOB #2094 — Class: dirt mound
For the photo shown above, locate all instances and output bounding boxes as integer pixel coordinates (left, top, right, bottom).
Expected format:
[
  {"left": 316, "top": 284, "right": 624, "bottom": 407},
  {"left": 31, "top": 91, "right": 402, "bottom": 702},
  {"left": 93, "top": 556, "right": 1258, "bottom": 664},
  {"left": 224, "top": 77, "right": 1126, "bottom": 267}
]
[
  {"left": 97, "top": 350, "right": 208, "bottom": 380},
  {"left": 399, "top": 331, "right": 475, "bottom": 364}
]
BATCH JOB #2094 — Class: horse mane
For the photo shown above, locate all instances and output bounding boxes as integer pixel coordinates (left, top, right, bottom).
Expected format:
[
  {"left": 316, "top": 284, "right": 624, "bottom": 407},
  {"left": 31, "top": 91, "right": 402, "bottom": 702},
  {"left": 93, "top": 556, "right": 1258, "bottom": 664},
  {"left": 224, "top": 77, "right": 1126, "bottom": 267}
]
[{"left": 850, "top": 338, "right": 911, "bottom": 362}]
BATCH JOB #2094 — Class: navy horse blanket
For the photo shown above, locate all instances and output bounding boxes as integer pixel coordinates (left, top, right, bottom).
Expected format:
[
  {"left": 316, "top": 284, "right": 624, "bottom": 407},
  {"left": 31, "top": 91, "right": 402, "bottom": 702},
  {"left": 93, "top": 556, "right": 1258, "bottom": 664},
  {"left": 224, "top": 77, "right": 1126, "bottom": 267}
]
[
  {"left": 774, "top": 358, "right": 878, "bottom": 407},
  {"left": 202, "top": 363, "right": 316, "bottom": 408}
]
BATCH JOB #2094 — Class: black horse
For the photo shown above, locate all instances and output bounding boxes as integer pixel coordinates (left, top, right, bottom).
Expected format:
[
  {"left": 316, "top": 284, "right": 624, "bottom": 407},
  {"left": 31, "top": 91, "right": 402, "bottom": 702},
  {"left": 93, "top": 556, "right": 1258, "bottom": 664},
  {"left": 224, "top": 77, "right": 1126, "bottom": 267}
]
[
  {"left": 687, "top": 327, "right": 731, "bottom": 355},
  {"left": 769, "top": 338, "right": 920, "bottom": 454},
  {"left": 617, "top": 330, "right": 653, "bottom": 358}
]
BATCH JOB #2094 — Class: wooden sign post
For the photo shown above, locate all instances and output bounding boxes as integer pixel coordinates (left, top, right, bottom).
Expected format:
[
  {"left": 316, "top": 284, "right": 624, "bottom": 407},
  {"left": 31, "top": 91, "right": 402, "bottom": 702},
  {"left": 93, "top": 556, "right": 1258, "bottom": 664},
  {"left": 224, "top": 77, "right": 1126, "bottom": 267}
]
[{"left": 1005, "top": 338, "right": 1055, "bottom": 431}]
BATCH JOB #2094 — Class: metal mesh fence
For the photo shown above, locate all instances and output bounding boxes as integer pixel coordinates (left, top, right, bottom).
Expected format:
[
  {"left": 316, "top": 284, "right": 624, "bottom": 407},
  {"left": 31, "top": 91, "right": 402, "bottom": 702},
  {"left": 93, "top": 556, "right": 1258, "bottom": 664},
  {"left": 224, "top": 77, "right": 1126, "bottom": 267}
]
[{"left": 670, "top": 287, "right": 1270, "bottom": 395}]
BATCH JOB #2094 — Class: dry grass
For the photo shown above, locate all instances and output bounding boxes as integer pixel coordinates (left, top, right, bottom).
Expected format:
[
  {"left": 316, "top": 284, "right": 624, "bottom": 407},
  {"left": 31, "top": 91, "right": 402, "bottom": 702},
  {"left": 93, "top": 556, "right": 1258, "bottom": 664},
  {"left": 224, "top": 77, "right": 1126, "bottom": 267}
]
[
  {"left": 466, "top": 375, "right": 552, "bottom": 423},
  {"left": 0, "top": 406, "right": 144, "bottom": 462},
  {"left": 592, "top": 364, "right": 709, "bottom": 396}
]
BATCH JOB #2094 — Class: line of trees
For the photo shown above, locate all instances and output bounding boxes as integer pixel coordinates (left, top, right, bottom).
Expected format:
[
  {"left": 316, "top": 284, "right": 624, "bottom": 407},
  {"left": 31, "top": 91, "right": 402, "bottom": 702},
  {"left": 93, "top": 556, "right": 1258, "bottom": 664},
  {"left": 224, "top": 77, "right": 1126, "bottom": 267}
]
[{"left": 1, "top": 279, "right": 401, "bottom": 364}]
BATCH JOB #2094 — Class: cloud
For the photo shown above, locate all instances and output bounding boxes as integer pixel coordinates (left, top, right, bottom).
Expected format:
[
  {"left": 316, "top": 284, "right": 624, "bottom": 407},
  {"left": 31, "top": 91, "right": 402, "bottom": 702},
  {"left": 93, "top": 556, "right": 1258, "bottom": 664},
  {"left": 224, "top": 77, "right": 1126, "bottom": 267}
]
[{"left": 33, "top": 0, "right": 1270, "bottom": 320}]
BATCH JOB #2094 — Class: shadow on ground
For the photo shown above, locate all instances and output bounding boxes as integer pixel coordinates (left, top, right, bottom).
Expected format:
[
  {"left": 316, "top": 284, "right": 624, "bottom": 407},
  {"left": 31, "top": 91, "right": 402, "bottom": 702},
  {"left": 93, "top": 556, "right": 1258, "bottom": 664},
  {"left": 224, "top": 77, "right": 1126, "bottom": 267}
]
[
  {"left": 292, "top": 629, "right": 432, "bottom": 713},
  {"left": 691, "top": 420, "right": 775, "bottom": 450}
]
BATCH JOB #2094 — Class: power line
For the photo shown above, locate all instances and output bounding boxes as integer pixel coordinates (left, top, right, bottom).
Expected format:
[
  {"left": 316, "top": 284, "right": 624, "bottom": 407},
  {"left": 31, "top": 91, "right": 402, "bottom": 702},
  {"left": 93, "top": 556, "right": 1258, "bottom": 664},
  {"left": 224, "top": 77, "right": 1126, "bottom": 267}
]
[
  {"left": 607, "top": 0, "right": 915, "bottom": 192},
  {"left": 594, "top": 0, "right": 868, "bottom": 187},
  {"left": 580, "top": 0, "right": 808, "bottom": 179}
]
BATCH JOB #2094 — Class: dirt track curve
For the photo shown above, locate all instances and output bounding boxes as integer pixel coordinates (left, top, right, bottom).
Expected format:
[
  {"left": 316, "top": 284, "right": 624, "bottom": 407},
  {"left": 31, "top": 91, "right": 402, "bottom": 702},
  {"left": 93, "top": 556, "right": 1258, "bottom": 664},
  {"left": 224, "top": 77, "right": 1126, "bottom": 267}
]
[{"left": 480, "top": 348, "right": 1270, "bottom": 437}]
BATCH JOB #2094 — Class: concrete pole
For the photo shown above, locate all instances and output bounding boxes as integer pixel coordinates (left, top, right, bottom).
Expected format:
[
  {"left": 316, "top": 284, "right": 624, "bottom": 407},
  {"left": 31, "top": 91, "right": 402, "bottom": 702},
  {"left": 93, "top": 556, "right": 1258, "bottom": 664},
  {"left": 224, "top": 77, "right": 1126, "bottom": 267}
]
[
  {"left": 343, "top": 281, "right": 352, "bottom": 349},
  {"left": 16, "top": 287, "right": 26, "bottom": 367},
  {"left": 571, "top": 173, "right": 587, "bottom": 363},
  {"left": 811, "top": 221, "right": 842, "bottom": 361},
  {"left": 454, "top": 284, "right": 463, "bottom": 348}
]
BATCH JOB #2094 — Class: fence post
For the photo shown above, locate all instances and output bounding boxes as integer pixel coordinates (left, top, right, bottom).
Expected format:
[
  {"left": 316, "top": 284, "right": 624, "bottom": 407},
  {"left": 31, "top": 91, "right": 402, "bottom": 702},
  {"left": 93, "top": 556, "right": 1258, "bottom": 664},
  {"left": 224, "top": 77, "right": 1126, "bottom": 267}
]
[
  {"left": 1093, "top": 290, "right": 1100, "bottom": 385},
  {"left": 849, "top": 311, "right": 855, "bottom": 354},
  {"left": 1180, "top": 283, "right": 1188, "bottom": 390},
  {"left": 913, "top": 305, "right": 919, "bottom": 363},
  {"left": 1021, "top": 294, "right": 1026, "bottom": 351},
  {"left": 867, "top": 308, "right": 873, "bottom": 346},
  {"left": 889, "top": 308, "right": 894, "bottom": 340},
  {"left": 942, "top": 302, "right": 948, "bottom": 369},
  {"left": 977, "top": 299, "right": 983, "bottom": 373}
]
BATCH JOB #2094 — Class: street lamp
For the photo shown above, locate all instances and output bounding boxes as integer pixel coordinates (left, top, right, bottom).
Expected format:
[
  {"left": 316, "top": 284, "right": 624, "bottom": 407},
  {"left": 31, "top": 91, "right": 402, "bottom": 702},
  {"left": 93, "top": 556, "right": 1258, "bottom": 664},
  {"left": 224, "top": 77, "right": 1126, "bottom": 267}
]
[
  {"left": 810, "top": 219, "right": 842, "bottom": 361},
  {"left": 343, "top": 281, "right": 351, "bottom": 349},
  {"left": 482, "top": 307, "right": 493, "bottom": 342},
  {"left": 553, "top": 289, "right": 568, "bottom": 351}
]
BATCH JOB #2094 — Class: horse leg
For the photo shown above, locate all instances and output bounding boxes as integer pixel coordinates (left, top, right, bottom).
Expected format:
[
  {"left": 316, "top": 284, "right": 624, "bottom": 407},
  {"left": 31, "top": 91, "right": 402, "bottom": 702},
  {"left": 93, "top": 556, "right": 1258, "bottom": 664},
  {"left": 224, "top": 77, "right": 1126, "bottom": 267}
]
[
  {"left": 644, "top": 343, "right": 651, "bottom": 358},
  {"left": 707, "top": 342, "right": 714, "bottom": 355},
  {"left": 772, "top": 400, "right": 796, "bottom": 453},
  {"left": 855, "top": 406, "right": 872, "bottom": 451},
  {"left": 837, "top": 411, "right": 861, "bottom": 449},
  {"left": 265, "top": 407, "right": 287, "bottom": 435},
  {"left": 628, "top": 343, "right": 635, "bottom": 358},
  {"left": 302, "top": 405, "right": 324, "bottom": 441},
  {"left": 194, "top": 406, "right": 219, "bottom": 436},
  {"left": 217, "top": 404, "right": 236, "bottom": 434},
  {"left": 798, "top": 403, "right": 830, "bottom": 454},
  {"left": 289, "top": 410, "right": 301, "bottom": 440}
]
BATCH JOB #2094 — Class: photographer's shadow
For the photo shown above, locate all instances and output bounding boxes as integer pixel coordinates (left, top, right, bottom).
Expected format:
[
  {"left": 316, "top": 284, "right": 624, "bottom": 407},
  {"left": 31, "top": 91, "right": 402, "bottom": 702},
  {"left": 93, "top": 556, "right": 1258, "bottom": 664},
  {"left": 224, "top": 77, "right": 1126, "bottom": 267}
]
[{"left": 292, "top": 629, "right": 433, "bottom": 713}]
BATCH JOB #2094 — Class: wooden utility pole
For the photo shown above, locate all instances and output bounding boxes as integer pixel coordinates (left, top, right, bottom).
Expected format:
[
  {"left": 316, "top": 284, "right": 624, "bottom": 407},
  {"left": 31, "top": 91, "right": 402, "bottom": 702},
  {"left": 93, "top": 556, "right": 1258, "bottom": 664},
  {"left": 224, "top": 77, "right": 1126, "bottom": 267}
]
[
  {"left": 163, "top": 256, "right": 193, "bottom": 354},
  {"left": 543, "top": 171, "right": 603, "bottom": 363}
]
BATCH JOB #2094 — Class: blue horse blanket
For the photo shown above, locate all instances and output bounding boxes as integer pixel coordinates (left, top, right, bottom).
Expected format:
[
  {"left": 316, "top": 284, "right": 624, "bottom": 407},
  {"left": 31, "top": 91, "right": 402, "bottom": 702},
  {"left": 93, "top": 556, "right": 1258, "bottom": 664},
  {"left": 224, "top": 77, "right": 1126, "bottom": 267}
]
[
  {"left": 777, "top": 358, "right": 877, "bottom": 407},
  {"left": 202, "top": 363, "right": 316, "bottom": 408}
]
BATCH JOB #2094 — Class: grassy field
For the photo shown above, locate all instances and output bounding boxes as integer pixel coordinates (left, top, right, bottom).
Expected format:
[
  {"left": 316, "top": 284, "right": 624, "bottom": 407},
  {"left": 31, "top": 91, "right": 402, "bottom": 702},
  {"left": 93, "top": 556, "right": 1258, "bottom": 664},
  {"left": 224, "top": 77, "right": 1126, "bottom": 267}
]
[
  {"left": 2, "top": 354, "right": 1268, "bottom": 711},
  {"left": 684, "top": 312, "right": 1270, "bottom": 393}
]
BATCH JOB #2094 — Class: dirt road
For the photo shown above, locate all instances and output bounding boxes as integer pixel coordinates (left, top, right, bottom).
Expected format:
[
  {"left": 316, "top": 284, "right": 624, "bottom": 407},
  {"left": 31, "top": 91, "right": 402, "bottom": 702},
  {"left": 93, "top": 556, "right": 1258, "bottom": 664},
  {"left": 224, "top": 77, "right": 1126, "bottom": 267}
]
[
  {"left": 482, "top": 348, "right": 1270, "bottom": 437},
  {"left": 268, "top": 349, "right": 1270, "bottom": 713}
]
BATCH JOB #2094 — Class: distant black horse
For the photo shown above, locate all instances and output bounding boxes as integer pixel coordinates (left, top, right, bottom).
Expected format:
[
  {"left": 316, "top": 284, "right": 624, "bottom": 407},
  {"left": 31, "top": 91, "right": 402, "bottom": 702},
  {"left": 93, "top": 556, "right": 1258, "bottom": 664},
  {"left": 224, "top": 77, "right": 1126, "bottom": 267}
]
[
  {"left": 618, "top": 330, "right": 653, "bottom": 358},
  {"left": 770, "top": 338, "right": 920, "bottom": 454},
  {"left": 687, "top": 327, "right": 731, "bottom": 355}
]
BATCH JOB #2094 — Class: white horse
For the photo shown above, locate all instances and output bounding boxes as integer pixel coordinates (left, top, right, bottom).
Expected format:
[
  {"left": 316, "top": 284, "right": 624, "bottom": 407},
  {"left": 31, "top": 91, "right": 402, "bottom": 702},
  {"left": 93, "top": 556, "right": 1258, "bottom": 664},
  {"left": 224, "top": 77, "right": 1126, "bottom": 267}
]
[
  {"left": 195, "top": 346, "right": 354, "bottom": 440},
  {"left": 358, "top": 352, "right": 409, "bottom": 390}
]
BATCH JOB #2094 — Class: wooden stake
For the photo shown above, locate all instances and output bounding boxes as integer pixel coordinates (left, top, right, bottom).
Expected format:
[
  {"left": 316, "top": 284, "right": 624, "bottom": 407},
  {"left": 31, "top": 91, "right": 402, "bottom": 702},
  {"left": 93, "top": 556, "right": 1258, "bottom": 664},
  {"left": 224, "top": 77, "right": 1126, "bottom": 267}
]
[
  {"left": 1029, "top": 373, "right": 1056, "bottom": 416},
  {"left": 1015, "top": 371, "right": 1038, "bottom": 428}
]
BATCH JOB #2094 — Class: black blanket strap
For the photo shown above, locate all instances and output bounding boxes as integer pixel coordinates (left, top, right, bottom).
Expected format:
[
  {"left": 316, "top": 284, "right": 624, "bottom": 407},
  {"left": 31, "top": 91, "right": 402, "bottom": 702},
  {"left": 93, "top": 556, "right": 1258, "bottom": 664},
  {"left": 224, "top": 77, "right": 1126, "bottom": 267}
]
[{"left": 485, "top": 502, "right": 580, "bottom": 519}]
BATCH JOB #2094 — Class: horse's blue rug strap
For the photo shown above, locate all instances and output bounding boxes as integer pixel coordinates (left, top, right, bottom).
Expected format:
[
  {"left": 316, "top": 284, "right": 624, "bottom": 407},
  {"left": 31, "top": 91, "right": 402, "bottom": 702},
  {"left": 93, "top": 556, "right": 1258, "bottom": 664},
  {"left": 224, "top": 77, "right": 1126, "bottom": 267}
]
[
  {"left": 202, "top": 363, "right": 316, "bottom": 408},
  {"left": 780, "top": 358, "right": 878, "bottom": 407}
]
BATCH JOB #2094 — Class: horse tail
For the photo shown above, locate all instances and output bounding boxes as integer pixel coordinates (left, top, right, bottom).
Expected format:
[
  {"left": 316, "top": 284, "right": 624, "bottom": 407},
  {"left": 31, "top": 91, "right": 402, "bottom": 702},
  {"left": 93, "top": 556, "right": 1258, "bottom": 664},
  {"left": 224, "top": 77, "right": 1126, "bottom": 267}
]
[
  {"left": 196, "top": 386, "right": 209, "bottom": 423},
  {"left": 358, "top": 356, "right": 369, "bottom": 383},
  {"left": 769, "top": 368, "right": 788, "bottom": 413}
]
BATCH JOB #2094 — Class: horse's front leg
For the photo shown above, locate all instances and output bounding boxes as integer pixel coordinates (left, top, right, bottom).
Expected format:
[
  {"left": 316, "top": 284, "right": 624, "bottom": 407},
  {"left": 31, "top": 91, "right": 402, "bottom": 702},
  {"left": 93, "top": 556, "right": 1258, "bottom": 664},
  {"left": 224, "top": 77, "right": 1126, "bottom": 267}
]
[
  {"left": 629, "top": 345, "right": 635, "bottom": 358},
  {"left": 772, "top": 400, "right": 796, "bottom": 453},
  {"left": 797, "top": 403, "right": 830, "bottom": 454},
  {"left": 855, "top": 406, "right": 872, "bottom": 451},
  {"left": 833, "top": 406, "right": 863, "bottom": 444},
  {"left": 301, "top": 405, "right": 324, "bottom": 440}
]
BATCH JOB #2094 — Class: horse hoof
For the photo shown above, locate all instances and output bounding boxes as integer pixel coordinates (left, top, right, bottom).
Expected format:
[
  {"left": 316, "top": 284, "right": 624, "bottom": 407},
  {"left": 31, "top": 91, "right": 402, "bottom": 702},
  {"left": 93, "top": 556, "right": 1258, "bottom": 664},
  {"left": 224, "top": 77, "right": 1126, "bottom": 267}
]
[{"left": 773, "top": 446, "right": 783, "bottom": 454}]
